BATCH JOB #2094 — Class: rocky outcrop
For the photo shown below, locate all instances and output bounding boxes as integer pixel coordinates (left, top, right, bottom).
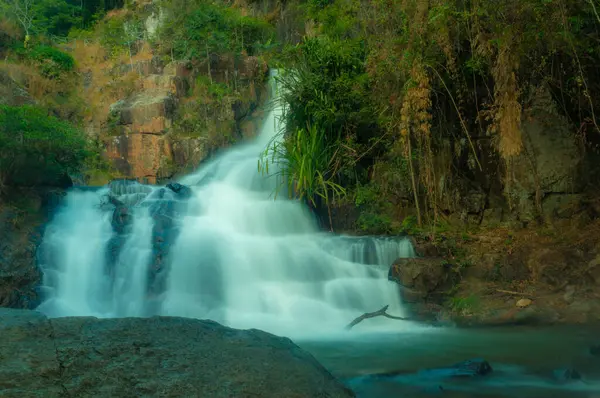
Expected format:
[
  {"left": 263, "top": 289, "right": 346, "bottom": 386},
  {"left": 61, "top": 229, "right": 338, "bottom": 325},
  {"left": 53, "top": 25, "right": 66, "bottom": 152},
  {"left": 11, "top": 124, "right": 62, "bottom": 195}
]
[
  {"left": 100, "top": 53, "right": 268, "bottom": 184},
  {"left": 405, "top": 225, "right": 600, "bottom": 327},
  {"left": 0, "top": 70, "right": 35, "bottom": 106},
  {"left": 0, "top": 309, "right": 354, "bottom": 398},
  {"left": 388, "top": 257, "right": 459, "bottom": 322},
  {"left": 390, "top": 257, "right": 457, "bottom": 301},
  {"left": 507, "top": 85, "right": 582, "bottom": 222},
  {"left": 103, "top": 180, "right": 193, "bottom": 298},
  {"left": 0, "top": 189, "right": 65, "bottom": 309}
]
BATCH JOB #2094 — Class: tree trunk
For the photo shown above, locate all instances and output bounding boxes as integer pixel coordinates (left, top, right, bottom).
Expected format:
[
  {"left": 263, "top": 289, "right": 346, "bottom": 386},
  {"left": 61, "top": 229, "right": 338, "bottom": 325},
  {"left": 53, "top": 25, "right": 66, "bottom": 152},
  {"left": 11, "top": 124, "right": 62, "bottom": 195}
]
[{"left": 407, "top": 134, "right": 422, "bottom": 226}]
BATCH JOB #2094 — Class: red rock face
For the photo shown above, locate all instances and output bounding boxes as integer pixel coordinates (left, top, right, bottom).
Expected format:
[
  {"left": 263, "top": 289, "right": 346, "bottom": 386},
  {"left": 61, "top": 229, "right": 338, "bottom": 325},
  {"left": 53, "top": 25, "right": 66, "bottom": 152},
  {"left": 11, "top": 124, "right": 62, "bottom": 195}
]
[
  {"left": 102, "top": 56, "right": 267, "bottom": 184},
  {"left": 106, "top": 133, "right": 172, "bottom": 184}
]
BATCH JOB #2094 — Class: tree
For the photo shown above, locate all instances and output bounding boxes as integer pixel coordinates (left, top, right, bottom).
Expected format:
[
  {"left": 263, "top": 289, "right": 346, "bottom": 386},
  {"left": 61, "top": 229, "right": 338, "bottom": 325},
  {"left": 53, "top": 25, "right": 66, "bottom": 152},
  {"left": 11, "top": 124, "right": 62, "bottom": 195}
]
[
  {"left": 2, "top": 0, "right": 34, "bottom": 43},
  {"left": 0, "top": 105, "right": 90, "bottom": 190}
]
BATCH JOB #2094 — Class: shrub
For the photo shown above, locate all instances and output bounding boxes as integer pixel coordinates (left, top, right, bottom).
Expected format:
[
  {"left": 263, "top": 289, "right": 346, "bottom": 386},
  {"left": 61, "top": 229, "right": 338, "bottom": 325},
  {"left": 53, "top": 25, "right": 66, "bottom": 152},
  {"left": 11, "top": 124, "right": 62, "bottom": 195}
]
[
  {"left": 26, "top": 45, "right": 74, "bottom": 77},
  {"left": 0, "top": 105, "right": 91, "bottom": 189},
  {"left": 159, "top": 0, "right": 275, "bottom": 60}
]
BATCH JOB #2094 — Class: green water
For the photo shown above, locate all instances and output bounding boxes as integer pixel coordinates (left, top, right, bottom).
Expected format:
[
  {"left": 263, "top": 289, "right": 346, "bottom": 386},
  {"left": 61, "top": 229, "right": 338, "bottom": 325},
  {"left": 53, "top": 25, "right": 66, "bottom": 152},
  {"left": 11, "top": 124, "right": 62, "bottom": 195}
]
[{"left": 298, "top": 325, "right": 600, "bottom": 397}]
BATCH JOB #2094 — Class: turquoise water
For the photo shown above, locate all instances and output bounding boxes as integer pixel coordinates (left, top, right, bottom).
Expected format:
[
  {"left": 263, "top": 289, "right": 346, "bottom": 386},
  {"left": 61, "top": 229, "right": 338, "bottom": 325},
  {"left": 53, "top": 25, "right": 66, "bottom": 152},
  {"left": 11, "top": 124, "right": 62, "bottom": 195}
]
[{"left": 299, "top": 325, "right": 600, "bottom": 397}]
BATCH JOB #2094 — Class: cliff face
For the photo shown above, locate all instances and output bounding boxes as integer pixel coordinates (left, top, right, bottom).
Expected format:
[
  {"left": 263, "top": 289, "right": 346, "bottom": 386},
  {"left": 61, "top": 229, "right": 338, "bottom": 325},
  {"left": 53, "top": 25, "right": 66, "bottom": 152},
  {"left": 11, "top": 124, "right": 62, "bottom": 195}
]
[
  {"left": 96, "top": 56, "right": 267, "bottom": 183},
  {"left": 71, "top": 2, "right": 270, "bottom": 184}
]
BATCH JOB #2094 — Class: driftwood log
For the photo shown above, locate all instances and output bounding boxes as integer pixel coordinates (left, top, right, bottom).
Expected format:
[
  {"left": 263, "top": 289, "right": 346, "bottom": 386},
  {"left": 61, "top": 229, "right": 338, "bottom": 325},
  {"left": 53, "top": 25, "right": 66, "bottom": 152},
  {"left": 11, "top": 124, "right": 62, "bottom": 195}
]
[{"left": 345, "top": 305, "right": 411, "bottom": 330}]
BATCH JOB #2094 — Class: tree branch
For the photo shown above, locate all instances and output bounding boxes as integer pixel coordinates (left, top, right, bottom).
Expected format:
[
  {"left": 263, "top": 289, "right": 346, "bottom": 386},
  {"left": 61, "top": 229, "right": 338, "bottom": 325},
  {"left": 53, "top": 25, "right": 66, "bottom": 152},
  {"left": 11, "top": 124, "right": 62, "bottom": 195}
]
[{"left": 345, "top": 305, "right": 412, "bottom": 330}]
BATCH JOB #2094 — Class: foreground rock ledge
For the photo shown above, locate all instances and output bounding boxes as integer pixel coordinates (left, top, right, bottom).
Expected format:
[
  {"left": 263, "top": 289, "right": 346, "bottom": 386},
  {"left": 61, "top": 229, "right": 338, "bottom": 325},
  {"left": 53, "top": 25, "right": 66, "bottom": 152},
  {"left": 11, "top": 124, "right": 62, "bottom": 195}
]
[{"left": 0, "top": 309, "right": 354, "bottom": 398}]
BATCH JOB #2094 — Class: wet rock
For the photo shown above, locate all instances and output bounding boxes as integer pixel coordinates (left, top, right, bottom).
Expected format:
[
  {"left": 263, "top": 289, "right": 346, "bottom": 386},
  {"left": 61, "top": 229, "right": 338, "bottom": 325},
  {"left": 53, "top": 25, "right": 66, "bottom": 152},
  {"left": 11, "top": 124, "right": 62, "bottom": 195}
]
[
  {"left": 412, "top": 240, "right": 444, "bottom": 257},
  {"left": 552, "top": 368, "right": 581, "bottom": 382},
  {"left": 419, "top": 359, "right": 493, "bottom": 378},
  {"left": 166, "top": 182, "right": 192, "bottom": 199},
  {"left": 146, "top": 189, "right": 181, "bottom": 296},
  {"left": 389, "top": 258, "right": 455, "bottom": 292},
  {"left": 370, "top": 358, "right": 492, "bottom": 381},
  {"left": 390, "top": 258, "right": 458, "bottom": 321},
  {"left": 111, "top": 204, "right": 132, "bottom": 234},
  {"left": 0, "top": 189, "right": 61, "bottom": 309},
  {"left": 0, "top": 309, "right": 353, "bottom": 397}
]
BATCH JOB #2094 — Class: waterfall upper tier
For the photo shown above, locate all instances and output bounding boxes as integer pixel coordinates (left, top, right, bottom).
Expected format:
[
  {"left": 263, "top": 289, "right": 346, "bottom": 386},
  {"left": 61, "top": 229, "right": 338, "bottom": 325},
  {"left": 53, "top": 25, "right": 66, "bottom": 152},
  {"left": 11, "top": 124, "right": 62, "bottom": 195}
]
[{"left": 37, "top": 76, "right": 416, "bottom": 337}]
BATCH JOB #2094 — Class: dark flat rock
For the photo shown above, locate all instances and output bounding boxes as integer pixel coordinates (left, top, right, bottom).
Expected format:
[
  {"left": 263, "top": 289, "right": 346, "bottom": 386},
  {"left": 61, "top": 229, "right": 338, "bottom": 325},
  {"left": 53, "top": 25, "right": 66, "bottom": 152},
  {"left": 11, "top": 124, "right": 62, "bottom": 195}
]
[{"left": 0, "top": 309, "right": 354, "bottom": 398}]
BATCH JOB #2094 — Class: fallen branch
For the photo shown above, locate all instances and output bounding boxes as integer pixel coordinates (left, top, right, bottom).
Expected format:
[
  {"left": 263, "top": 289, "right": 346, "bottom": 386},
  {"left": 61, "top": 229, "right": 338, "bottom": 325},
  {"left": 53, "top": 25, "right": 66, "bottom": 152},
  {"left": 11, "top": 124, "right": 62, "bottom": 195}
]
[
  {"left": 345, "top": 305, "right": 411, "bottom": 330},
  {"left": 496, "top": 289, "right": 536, "bottom": 298}
]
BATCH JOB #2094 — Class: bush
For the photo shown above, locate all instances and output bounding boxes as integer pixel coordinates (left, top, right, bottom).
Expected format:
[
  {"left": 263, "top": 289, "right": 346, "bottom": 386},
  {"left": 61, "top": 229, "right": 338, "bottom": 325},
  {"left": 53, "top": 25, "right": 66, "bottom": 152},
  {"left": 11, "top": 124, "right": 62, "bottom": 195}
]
[
  {"left": 0, "top": 105, "right": 90, "bottom": 188},
  {"left": 26, "top": 45, "right": 75, "bottom": 77},
  {"left": 159, "top": 0, "right": 275, "bottom": 60}
]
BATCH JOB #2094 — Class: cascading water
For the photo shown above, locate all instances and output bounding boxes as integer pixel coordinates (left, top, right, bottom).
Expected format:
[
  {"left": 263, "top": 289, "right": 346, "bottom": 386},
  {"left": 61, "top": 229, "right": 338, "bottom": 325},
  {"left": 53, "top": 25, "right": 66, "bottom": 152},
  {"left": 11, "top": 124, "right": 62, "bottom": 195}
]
[{"left": 37, "top": 73, "right": 416, "bottom": 337}]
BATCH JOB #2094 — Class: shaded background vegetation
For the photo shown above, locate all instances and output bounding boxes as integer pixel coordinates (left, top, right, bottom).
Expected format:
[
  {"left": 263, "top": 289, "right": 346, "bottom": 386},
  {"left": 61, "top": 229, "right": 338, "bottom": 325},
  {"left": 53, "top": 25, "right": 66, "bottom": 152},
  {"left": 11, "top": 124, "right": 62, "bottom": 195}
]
[
  {"left": 0, "top": 0, "right": 599, "bottom": 238},
  {"left": 263, "top": 0, "right": 600, "bottom": 235}
]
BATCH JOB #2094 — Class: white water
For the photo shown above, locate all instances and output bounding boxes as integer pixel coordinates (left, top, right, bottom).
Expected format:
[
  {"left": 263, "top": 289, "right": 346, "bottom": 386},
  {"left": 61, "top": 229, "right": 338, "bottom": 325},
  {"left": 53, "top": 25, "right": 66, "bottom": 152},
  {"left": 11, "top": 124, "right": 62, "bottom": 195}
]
[{"left": 37, "top": 75, "right": 417, "bottom": 338}]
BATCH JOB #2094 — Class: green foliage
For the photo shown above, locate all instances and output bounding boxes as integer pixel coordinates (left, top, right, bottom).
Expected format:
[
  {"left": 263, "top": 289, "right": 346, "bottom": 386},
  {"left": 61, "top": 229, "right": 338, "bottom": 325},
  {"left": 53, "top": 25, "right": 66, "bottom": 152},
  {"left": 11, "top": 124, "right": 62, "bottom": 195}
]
[
  {"left": 80, "top": 137, "right": 115, "bottom": 185},
  {"left": 159, "top": 0, "right": 275, "bottom": 60},
  {"left": 195, "top": 75, "right": 233, "bottom": 101},
  {"left": 449, "top": 294, "right": 481, "bottom": 315},
  {"left": 21, "top": 44, "right": 74, "bottom": 77},
  {"left": 1, "top": 0, "right": 123, "bottom": 38},
  {"left": 304, "top": 0, "right": 361, "bottom": 39},
  {"left": 279, "top": 36, "right": 372, "bottom": 140},
  {"left": 0, "top": 105, "right": 91, "bottom": 188},
  {"left": 96, "top": 12, "right": 143, "bottom": 57},
  {"left": 275, "top": 0, "right": 600, "bottom": 234},
  {"left": 259, "top": 122, "right": 346, "bottom": 211}
]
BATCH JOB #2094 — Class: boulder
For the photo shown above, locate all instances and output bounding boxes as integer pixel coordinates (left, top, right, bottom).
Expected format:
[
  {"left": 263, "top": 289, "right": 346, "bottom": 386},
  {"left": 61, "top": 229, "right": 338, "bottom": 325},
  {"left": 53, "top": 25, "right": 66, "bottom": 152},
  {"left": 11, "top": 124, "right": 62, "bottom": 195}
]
[
  {"left": 516, "top": 298, "right": 532, "bottom": 308},
  {"left": 0, "top": 190, "right": 61, "bottom": 309},
  {"left": 419, "top": 359, "right": 493, "bottom": 378},
  {"left": 0, "top": 309, "right": 354, "bottom": 398},
  {"left": 389, "top": 257, "right": 457, "bottom": 300},
  {"left": 507, "top": 85, "right": 582, "bottom": 221},
  {"left": 365, "top": 358, "right": 493, "bottom": 380},
  {"left": 166, "top": 182, "right": 192, "bottom": 199},
  {"left": 552, "top": 368, "right": 582, "bottom": 382}
]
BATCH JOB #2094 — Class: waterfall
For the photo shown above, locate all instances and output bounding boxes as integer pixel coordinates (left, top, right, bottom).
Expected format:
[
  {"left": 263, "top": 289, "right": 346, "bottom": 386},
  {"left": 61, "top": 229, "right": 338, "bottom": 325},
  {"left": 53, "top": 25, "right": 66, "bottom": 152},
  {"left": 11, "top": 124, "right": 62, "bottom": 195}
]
[{"left": 37, "top": 74, "right": 416, "bottom": 337}]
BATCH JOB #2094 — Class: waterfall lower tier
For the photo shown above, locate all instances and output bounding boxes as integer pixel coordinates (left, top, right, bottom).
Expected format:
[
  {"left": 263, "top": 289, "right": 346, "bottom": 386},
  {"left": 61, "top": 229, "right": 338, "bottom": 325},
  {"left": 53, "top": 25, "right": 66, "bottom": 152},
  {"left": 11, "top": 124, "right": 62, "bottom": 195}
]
[{"left": 37, "top": 75, "right": 416, "bottom": 337}]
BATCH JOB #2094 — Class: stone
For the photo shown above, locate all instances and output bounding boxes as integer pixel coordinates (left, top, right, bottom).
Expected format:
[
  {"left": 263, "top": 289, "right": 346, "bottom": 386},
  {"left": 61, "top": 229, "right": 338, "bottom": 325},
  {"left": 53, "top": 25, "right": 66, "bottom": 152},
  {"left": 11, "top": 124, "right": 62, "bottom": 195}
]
[
  {"left": 166, "top": 182, "right": 192, "bottom": 199},
  {"left": 369, "top": 358, "right": 492, "bottom": 381},
  {"left": 507, "top": 85, "right": 582, "bottom": 221},
  {"left": 542, "top": 194, "right": 583, "bottom": 219},
  {"left": 419, "top": 359, "right": 493, "bottom": 378},
  {"left": 0, "top": 190, "right": 58, "bottom": 309},
  {"left": 142, "top": 74, "right": 188, "bottom": 97},
  {"left": 552, "top": 368, "right": 582, "bottom": 382},
  {"left": 563, "top": 285, "right": 576, "bottom": 304},
  {"left": 588, "top": 255, "right": 600, "bottom": 285},
  {"left": 516, "top": 298, "right": 532, "bottom": 308},
  {"left": 163, "top": 61, "right": 193, "bottom": 78},
  {"left": 105, "top": 133, "right": 173, "bottom": 184},
  {"left": 0, "top": 70, "right": 35, "bottom": 106},
  {"left": 389, "top": 257, "right": 456, "bottom": 295},
  {"left": 0, "top": 309, "right": 354, "bottom": 398}
]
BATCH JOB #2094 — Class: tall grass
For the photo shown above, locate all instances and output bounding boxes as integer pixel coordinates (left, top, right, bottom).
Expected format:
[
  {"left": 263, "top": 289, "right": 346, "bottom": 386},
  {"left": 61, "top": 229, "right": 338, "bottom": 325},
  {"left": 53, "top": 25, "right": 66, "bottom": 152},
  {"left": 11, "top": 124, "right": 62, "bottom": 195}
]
[{"left": 259, "top": 121, "right": 345, "bottom": 228}]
